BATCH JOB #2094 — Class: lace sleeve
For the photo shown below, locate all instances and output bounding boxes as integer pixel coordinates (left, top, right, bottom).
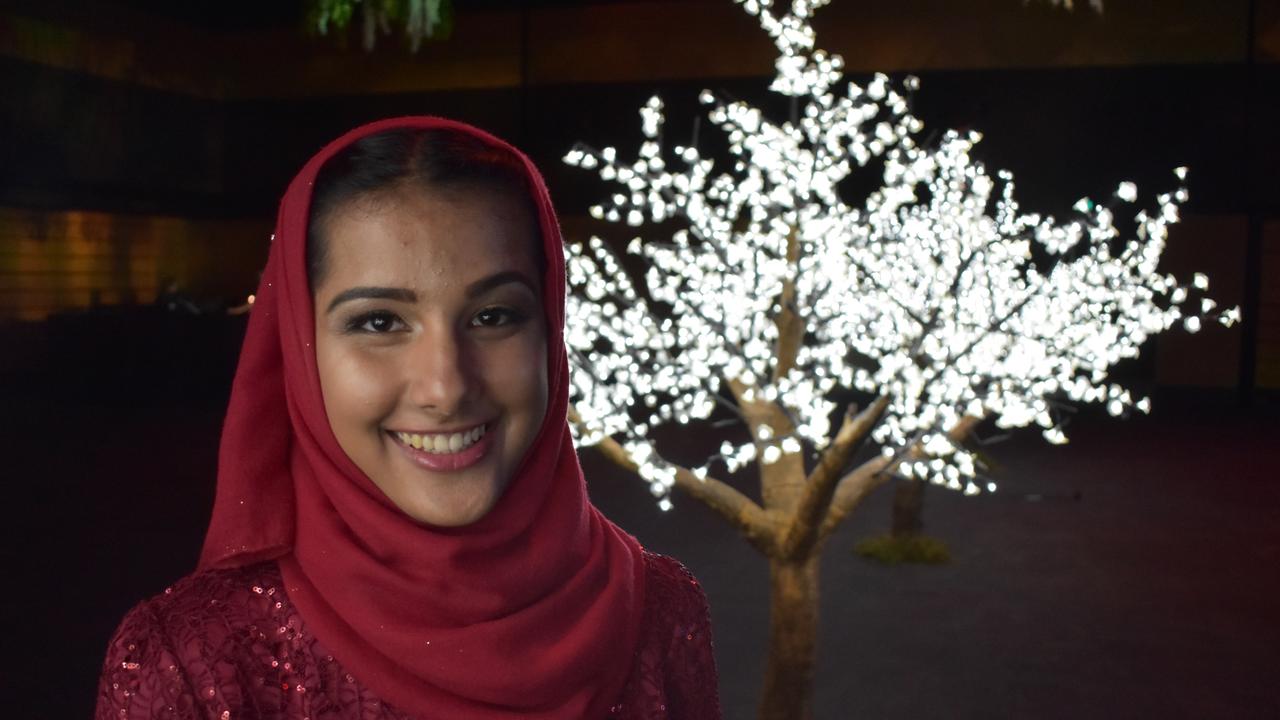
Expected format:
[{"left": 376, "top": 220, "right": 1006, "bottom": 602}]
[
  {"left": 95, "top": 600, "right": 201, "bottom": 720},
  {"left": 658, "top": 558, "right": 722, "bottom": 720}
]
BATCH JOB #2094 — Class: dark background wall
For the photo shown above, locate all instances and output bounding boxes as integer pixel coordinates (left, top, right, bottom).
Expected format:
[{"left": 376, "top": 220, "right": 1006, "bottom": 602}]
[{"left": 2, "top": 0, "right": 1277, "bottom": 384}]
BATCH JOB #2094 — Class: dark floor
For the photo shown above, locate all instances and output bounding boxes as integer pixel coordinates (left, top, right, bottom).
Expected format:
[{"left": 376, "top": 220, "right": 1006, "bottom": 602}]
[
  {"left": 2, "top": 367, "right": 1278, "bottom": 718},
  {"left": 598, "top": 398, "right": 1280, "bottom": 719}
]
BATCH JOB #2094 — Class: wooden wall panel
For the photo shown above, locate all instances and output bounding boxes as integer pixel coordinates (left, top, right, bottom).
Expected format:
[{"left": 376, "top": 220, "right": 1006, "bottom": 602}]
[{"left": 0, "top": 207, "right": 268, "bottom": 321}]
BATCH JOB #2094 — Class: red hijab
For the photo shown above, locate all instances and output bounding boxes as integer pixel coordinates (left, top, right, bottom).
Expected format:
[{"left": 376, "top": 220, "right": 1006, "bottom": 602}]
[{"left": 199, "top": 117, "right": 646, "bottom": 719}]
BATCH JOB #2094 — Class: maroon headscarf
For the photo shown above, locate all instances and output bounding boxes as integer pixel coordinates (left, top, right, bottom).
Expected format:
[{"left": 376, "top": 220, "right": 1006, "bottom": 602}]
[{"left": 199, "top": 117, "right": 646, "bottom": 718}]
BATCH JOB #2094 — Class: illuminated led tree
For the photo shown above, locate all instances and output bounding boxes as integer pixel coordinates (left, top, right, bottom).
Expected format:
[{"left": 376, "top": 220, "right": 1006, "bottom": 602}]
[{"left": 563, "top": 0, "right": 1236, "bottom": 717}]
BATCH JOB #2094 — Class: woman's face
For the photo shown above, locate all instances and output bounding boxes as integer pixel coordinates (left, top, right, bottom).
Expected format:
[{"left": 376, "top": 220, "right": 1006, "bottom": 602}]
[{"left": 313, "top": 183, "right": 548, "bottom": 527}]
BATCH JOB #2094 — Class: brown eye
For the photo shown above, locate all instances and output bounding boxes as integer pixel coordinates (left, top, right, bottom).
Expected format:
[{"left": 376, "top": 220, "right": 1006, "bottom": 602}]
[
  {"left": 347, "top": 311, "right": 406, "bottom": 334},
  {"left": 471, "top": 307, "right": 526, "bottom": 328}
]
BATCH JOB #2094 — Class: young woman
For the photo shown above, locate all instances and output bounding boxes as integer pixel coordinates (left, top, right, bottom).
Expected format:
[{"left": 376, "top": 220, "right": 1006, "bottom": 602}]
[{"left": 96, "top": 117, "right": 720, "bottom": 719}]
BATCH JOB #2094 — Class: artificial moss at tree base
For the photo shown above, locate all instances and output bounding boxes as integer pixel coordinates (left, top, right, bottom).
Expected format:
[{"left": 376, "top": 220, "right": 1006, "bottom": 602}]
[{"left": 854, "top": 535, "right": 952, "bottom": 565}]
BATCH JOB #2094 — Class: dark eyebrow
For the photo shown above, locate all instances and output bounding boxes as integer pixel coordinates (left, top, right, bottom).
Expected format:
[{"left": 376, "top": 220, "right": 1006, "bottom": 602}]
[
  {"left": 465, "top": 270, "right": 539, "bottom": 299},
  {"left": 325, "top": 272, "right": 537, "bottom": 314},
  {"left": 326, "top": 287, "right": 417, "bottom": 314}
]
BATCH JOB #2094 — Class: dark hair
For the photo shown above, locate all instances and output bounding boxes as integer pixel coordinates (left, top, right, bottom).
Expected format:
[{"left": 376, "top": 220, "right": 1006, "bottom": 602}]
[{"left": 307, "top": 128, "right": 543, "bottom": 289}]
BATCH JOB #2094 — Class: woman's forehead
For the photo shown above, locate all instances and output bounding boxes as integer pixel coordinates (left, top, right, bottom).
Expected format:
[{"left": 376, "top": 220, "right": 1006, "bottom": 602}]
[{"left": 316, "top": 185, "right": 542, "bottom": 294}]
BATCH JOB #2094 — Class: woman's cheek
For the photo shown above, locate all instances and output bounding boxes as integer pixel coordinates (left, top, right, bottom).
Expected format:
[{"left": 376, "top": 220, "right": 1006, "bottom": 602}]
[
  {"left": 518, "top": 334, "right": 549, "bottom": 413},
  {"left": 329, "top": 347, "right": 401, "bottom": 426}
]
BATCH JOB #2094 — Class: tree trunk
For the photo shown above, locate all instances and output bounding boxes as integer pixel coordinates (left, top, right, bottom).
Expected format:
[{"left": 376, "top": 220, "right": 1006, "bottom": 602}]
[
  {"left": 891, "top": 477, "right": 925, "bottom": 538},
  {"left": 758, "top": 553, "right": 820, "bottom": 720}
]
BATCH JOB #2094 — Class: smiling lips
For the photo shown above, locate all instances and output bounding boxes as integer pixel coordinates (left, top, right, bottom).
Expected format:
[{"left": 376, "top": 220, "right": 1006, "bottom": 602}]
[
  {"left": 390, "top": 423, "right": 492, "bottom": 472},
  {"left": 395, "top": 424, "right": 487, "bottom": 454}
]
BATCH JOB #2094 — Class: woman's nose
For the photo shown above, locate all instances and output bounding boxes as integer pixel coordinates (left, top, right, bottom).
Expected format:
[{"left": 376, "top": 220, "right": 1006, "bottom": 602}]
[{"left": 406, "top": 326, "right": 471, "bottom": 414}]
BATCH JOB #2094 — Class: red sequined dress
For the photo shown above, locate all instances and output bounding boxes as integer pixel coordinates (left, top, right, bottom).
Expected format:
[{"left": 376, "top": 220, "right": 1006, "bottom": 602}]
[{"left": 96, "top": 551, "right": 719, "bottom": 720}]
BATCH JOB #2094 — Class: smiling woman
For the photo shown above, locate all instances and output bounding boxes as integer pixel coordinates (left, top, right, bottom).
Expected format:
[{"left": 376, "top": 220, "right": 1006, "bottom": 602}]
[
  {"left": 311, "top": 146, "right": 548, "bottom": 528},
  {"left": 94, "top": 118, "right": 721, "bottom": 719}
]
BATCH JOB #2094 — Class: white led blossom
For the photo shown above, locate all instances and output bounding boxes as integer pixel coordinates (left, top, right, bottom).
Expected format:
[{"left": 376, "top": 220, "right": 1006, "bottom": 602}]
[
  {"left": 564, "top": 4, "right": 1234, "bottom": 715},
  {"left": 565, "top": 0, "right": 1232, "bottom": 511}
]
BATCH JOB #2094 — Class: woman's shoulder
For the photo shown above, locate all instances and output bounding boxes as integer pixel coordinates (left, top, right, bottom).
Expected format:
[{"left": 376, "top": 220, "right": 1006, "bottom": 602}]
[
  {"left": 151, "top": 561, "right": 283, "bottom": 603},
  {"left": 621, "top": 551, "right": 721, "bottom": 718},
  {"left": 104, "top": 561, "right": 290, "bottom": 665},
  {"left": 641, "top": 550, "right": 709, "bottom": 614},
  {"left": 96, "top": 562, "right": 292, "bottom": 719},
  {"left": 122, "top": 562, "right": 286, "bottom": 636},
  {"left": 638, "top": 550, "right": 713, "bottom": 648}
]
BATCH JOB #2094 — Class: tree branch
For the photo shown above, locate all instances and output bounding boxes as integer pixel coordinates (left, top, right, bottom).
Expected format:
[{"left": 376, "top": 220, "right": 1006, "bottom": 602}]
[
  {"left": 725, "top": 378, "right": 796, "bottom": 437},
  {"left": 777, "top": 395, "right": 889, "bottom": 560},
  {"left": 573, "top": 409, "right": 780, "bottom": 554},
  {"left": 817, "top": 414, "right": 983, "bottom": 542},
  {"left": 772, "top": 227, "right": 804, "bottom": 382},
  {"left": 725, "top": 378, "right": 808, "bottom": 512}
]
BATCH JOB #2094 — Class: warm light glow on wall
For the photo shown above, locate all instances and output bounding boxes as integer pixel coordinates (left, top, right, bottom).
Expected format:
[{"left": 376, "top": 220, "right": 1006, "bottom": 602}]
[{"left": 0, "top": 208, "right": 268, "bottom": 321}]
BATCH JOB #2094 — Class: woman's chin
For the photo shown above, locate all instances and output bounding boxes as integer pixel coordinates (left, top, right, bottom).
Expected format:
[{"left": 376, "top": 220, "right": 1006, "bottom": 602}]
[
  {"left": 384, "top": 468, "right": 504, "bottom": 527},
  {"left": 408, "top": 495, "right": 497, "bottom": 527}
]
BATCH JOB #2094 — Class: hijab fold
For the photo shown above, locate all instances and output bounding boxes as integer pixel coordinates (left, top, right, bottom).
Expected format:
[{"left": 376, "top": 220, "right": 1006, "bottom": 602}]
[{"left": 199, "top": 117, "right": 646, "bottom": 719}]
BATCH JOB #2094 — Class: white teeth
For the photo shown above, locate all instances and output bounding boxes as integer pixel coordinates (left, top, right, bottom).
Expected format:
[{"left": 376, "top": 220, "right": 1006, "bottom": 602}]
[{"left": 396, "top": 424, "right": 486, "bottom": 455}]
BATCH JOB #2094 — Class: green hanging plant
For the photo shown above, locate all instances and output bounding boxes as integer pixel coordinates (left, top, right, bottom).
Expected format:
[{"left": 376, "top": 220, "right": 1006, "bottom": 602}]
[{"left": 308, "top": 0, "right": 454, "bottom": 52}]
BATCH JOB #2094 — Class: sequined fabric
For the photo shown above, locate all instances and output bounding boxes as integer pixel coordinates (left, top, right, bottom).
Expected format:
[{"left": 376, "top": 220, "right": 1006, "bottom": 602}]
[{"left": 96, "top": 551, "right": 720, "bottom": 720}]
